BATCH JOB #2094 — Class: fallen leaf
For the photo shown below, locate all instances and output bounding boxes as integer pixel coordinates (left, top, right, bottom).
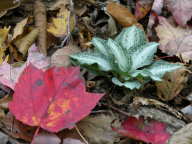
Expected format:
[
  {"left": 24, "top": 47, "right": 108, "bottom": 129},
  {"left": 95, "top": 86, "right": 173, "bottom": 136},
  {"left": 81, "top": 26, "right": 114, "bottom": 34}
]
[
  {"left": 0, "top": 27, "right": 10, "bottom": 64},
  {"left": 156, "top": 67, "right": 188, "bottom": 101},
  {"left": 12, "top": 17, "right": 29, "bottom": 40},
  {"left": 156, "top": 16, "right": 192, "bottom": 62},
  {"left": 49, "top": 0, "right": 70, "bottom": 10},
  {"left": 78, "top": 114, "right": 120, "bottom": 144},
  {"left": 135, "top": 0, "right": 153, "bottom": 20},
  {"left": 51, "top": 42, "right": 80, "bottom": 67},
  {"left": 115, "top": 117, "right": 170, "bottom": 144},
  {"left": 106, "top": 2, "right": 137, "bottom": 27},
  {"left": 47, "top": 8, "right": 75, "bottom": 37},
  {"left": 63, "top": 138, "right": 85, "bottom": 144},
  {"left": 0, "top": 44, "right": 50, "bottom": 89},
  {"left": 9, "top": 64, "right": 104, "bottom": 132},
  {"left": 168, "top": 122, "right": 192, "bottom": 144},
  {"left": 32, "top": 133, "right": 61, "bottom": 144},
  {"left": 165, "top": 0, "right": 192, "bottom": 26},
  {"left": 0, "top": 0, "right": 20, "bottom": 18}
]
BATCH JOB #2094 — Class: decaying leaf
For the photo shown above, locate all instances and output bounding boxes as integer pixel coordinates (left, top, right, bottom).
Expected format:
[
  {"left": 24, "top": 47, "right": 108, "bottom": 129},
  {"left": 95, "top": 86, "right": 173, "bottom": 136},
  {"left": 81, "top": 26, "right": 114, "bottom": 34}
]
[
  {"left": 168, "top": 122, "right": 192, "bottom": 144},
  {"left": 12, "top": 17, "right": 29, "bottom": 40},
  {"left": 165, "top": 0, "right": 192, "bottom": 26},
  {"left": 0, "top": 0, "right": 20, "bottom": 18},
  {"left": 156, "top": 16, "right": 192, "bottom": 62},
  {"left": 78, "top": 114, "right": 120, "bottom": 144},
  {"left": 0, "top": 27, "right": 10, "bottom": 64},
  {"left": 115, "top": 117, "right": 171, "bottom": 144},
  {"left": 47, "top": 7, "right": 75, "bottom": 37},
  {"left": 32, "top": 133, "right": 61, "bottom": 144},
  {"left": 9, "top": 64, "right": 104, "bottom": 132},
  {"left": 14, "top": 28, "right": 39, "bottom": 56},
  {"left": 156, "top": 67, "right": 188, "bottom": 101},
  {"left": 135, "top": 0, "right": 153, "bottom": 20},
  {"left": 51, "top": 42, "right": 80, "bottom": 67},
  {"left": 106, "top": 2, "right": 137, "bottom": 27},
  {"left": 0, "top": 44, "right": 50, "bottom": 89}
]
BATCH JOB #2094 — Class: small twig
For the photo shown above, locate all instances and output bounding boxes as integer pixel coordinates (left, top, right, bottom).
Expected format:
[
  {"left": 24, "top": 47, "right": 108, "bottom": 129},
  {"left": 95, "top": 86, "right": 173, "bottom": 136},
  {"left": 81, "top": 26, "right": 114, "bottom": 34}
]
[{"left": 75, "top": 125, "right": 89, "bottom": 144}]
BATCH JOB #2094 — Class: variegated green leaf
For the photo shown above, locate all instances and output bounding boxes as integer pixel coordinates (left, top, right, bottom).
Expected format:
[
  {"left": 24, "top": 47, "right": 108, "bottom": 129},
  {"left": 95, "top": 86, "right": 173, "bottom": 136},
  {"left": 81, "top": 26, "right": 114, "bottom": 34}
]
[
  {"left": 70, "top": 52, "right": 112, "bottom": 71},
  {"left": 107, "top": 38, "right": 130, "bottom": 72},
  {"left": 144, "top": 60, "right": 182, "bottom": 81},
  {"left": 92, "top": 37, "right": 109, "bottom": 56},
  {"left": 130, "top": 42, "right": 158, "bottom": 71},
  {"left": 112, "top": 77, "right": 142, "bottom": 89},
  {"left": 115, "top": 26, "right": 146, "bottom": 51}
]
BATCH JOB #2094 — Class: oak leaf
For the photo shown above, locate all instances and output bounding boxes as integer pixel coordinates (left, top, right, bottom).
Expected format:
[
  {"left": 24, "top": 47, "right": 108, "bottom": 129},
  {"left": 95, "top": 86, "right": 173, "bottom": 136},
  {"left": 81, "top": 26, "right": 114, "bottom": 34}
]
[
  {"left": 156, "top": 16, "right": 192, "bottom": 62},
  {"left": 9, "top": 64, "right": 104, "bottom": 132}
]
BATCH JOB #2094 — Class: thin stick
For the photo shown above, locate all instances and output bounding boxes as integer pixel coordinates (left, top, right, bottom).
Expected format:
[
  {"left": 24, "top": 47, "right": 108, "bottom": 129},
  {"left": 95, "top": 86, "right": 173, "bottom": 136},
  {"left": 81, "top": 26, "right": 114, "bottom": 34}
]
[
  {"left": 75, "top": 125, "right": 89, "bottom": 144},
  {"left": 31, "top": 127, "right": 40, "bottom": 144}
]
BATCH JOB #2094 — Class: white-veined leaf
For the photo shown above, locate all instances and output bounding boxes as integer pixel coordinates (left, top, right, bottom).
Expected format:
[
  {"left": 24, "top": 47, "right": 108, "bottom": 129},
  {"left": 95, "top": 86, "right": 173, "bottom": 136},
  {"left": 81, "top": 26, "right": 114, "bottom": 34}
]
[
  {"left": 130, "top": 42, "right": 158, "bottom": 71},
  {"left": 112, "top": 77, "right": 142, "bottom": 89},
  {"left": 107, "top": 38, "right": 130, "bottom": 72},
  {"left": 70, "top": 52, "right": 112, "bottom": 71},
  {"left": 115, "top": 26, "right": 146, "bottom": 51},
  {"left": 92, "top": 37, "right": 109, "bottom": 56},
  {"left": 144, "top": 60, "right": 182, "bottom": 81}
]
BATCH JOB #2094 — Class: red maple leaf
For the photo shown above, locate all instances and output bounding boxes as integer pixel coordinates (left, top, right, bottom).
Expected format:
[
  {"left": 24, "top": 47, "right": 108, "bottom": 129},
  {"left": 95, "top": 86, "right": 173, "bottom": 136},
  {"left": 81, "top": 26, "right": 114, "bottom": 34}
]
[
  {"left": 9, "top": 64, "right": 104, "bottom": 132},
  {"left": 115, "top": 117, "right": 170, "bottom": 144}
]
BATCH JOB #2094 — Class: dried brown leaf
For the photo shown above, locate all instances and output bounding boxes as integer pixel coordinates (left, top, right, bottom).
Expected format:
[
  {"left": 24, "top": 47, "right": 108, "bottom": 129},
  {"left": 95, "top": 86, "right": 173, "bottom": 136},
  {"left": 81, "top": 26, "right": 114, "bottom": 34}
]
[
  {"left": 106, "top": 2, "right": 137, "bottom": 27},
  {"left": 51, "top": 42, "right": 80, "bottom": 67},
  {"left": 165, "top": 0, "right": 192, "bottom": 26},
  {"left": 78, "top": 114, "right": 120, "bottom": 144},
  {"left": 14, "top": 28, "right": 39, "bottom": 56},
  {"left": 156, "top": 16, "right": 192, "bottom": 62},
  {"left": 156, "top": 67, "right": 188, "bottom": 101},
  {"left": 12, "top": 17, "right": 29, "bottom": 40}
]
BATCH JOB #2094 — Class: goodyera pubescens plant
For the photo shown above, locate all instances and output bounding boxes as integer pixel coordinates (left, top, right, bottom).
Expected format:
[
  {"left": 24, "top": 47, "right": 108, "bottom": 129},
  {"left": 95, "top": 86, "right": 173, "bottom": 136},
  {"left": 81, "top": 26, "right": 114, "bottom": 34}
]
[{"left": 70, "top": 26, "right": 181, "bottom": 89}]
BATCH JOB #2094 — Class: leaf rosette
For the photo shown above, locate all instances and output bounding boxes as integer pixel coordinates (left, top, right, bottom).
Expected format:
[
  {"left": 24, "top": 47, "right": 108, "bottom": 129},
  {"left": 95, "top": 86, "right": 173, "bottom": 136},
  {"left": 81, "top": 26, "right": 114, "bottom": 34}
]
[{"left": 70, "top": 26, "right": 181, "bottom": 89}]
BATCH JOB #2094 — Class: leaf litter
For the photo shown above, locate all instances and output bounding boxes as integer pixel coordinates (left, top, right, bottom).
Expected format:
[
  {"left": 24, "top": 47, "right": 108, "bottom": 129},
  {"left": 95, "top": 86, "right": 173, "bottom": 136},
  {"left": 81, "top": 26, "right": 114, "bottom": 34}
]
[{"left": 0, "top": 0, "right": 191, "bottom": 144}]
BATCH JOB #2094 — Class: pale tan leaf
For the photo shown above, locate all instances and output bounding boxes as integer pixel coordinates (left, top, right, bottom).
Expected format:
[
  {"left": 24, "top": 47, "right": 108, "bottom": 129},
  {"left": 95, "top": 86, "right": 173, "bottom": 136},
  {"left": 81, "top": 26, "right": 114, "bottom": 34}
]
[
  {"left": 168, "top": 123, "right": 192, "bottom": 144},
  {"left": 12, "top": 17, "right": 28, "bottom": 40},
  {"left": 47, "top": 8, "right": 75, "bottom": 37},
  {"left": 156, "top": 16, "right": 192, "bottom": 62},
  {"left": 78, "top": 114, "right": 120, "bottom": 144},
  {"left": 156, "top": 67, "right": 188, "bottom": 101},
  {"left": 51, "top": 42, "right": 80, "bottom": 67}
]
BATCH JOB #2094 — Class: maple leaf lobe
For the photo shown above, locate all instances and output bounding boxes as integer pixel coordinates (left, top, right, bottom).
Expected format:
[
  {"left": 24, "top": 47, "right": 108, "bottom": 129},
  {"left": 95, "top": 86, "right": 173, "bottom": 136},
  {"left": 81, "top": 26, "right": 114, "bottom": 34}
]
[{"left": 9, "top": 64, "right": 104, "bottom": 132}]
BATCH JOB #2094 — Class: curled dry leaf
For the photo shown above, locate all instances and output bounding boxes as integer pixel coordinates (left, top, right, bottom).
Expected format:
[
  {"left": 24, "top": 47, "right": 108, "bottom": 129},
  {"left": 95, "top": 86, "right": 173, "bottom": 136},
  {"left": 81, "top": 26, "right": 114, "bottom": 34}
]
[
  {"left": 47, "top": 8, "right": 75, "bottom": 37},
  {"left": 78, "top": 114, "right": 120, "bottom": 144},
  {"left": 106, "top": 2, "right": 137, "bottom": 27},
  {"left": 156, "top": 16, "right": 192, "bottom": 62},
  {"left": 14, "top": 28, "right": 39, "bottom": 56},
  {"left": 12, "top": 17, "right": 29, "bottom": 40},
  {"left": 156, "top": 67, "right": 188, "bottom": 101},
  {"left": 165, "top": 0, "right": 192, "bottom": 26},
  {"left": 51, "top": 42, "right": 80, "bottom": 67},
  {"left": 168, "top": 122, "right": 192, "bottom": 144},
  {"left": 9, "top": 65, "right": 104, "bottom": 132},
  {"left": 32, "top": 133, "right": 61, "bottom": 144},
  {"left": 115, "top": 117, "right": 171, "bottom": 144},
  {"left": 135, "top": 0, "right": 153, "bottom": 20}
]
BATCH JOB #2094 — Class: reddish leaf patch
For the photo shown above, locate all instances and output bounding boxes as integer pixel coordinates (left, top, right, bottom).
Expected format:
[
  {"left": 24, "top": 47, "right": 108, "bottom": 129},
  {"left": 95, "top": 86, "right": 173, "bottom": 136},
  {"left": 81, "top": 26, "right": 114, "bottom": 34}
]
[
  {"left": 9, "top": 64, "right": 104, "bottom": 132},
  {"left": 115, "top": 117, "right": 170, "bottom": 144}
]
